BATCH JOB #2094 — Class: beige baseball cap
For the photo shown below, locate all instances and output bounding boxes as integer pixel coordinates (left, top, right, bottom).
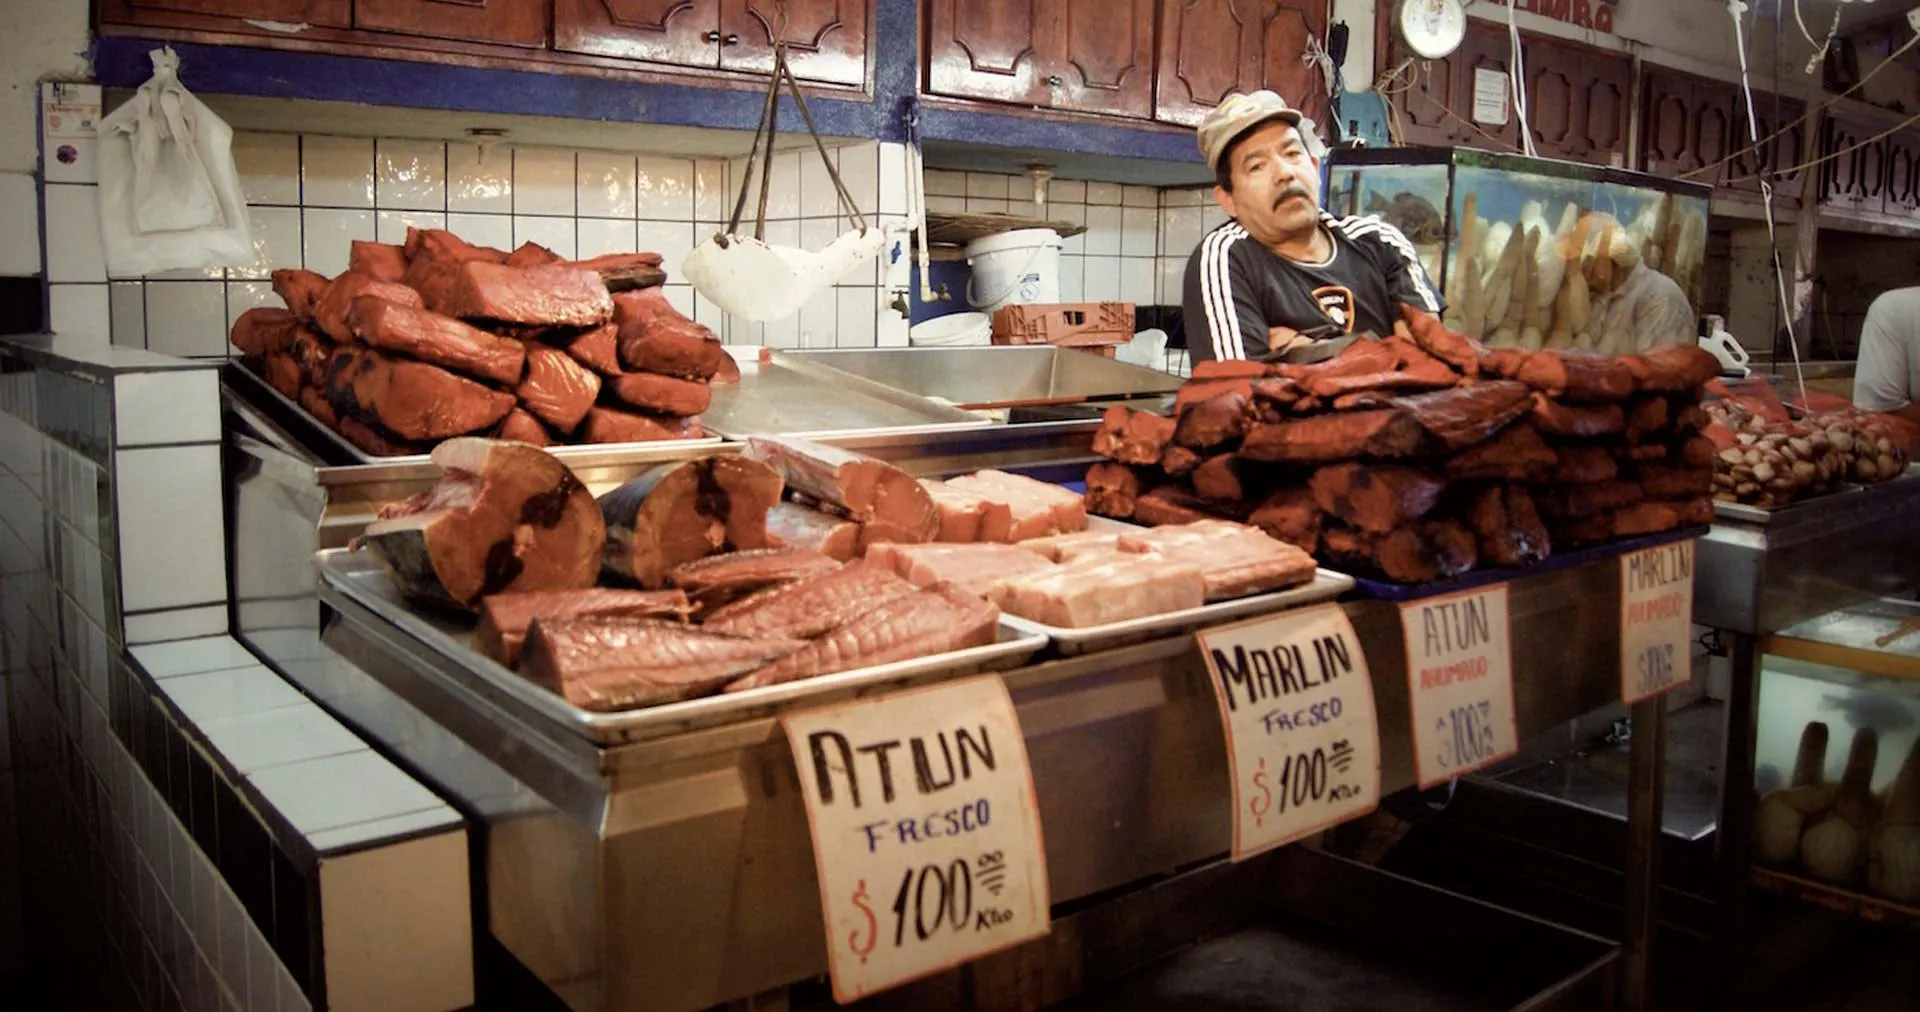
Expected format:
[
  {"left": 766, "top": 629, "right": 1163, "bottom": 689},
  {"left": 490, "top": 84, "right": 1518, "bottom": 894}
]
[{"left": 1198, "top": 90, "right": 1315, "bottom": 172}]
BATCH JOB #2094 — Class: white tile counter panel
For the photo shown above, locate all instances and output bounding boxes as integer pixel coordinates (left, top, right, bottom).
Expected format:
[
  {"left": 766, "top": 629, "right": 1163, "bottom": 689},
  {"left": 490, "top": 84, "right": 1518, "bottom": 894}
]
[{"left": 114, "top": 443, "right": 228, "bottom": 615}]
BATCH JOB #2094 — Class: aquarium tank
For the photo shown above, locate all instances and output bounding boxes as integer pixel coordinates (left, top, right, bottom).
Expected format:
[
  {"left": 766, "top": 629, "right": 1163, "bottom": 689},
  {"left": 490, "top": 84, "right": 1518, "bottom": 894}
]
[{"left": 1325, "top": 148, "right": 1712, "bottom": 353}]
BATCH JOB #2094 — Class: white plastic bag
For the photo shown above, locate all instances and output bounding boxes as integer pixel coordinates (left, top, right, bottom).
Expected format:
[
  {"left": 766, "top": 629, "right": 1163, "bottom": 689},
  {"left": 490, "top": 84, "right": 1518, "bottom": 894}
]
[{"left": 98, "top": 47, "right": 253, "bottom": 277}]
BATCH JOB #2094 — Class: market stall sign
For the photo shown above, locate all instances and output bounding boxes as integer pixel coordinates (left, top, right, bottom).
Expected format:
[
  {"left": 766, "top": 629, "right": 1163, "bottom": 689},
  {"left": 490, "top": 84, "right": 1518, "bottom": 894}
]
[
  {"left": 781, "top": 675, "right": 1050, "bottom": 1003},
  {"left": 1198, "top": 604, "right": 1381, "bottom": 860},
  {"left": 1400, "top": 585, "right": 1518, "bottom": 788},
  {"left": 1480, "top": 0, "right": 1616, "bottom": 33},
  {"left": 1619, "top": 539, "right": 1695, "bottom": 704}
]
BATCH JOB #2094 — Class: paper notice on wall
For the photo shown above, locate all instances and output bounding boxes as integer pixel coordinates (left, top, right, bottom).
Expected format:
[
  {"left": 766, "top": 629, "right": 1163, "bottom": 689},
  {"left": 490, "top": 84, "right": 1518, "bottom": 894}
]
[{"left": 1472, "top": 68, "right": 1510, "bottom": 126}]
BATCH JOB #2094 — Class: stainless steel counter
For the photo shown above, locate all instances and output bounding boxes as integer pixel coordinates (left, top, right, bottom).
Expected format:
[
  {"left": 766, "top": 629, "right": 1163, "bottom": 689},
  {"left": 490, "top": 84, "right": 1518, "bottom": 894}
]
[{"left": 223, "top": 377, "right": 1655, "bottom": 1012}]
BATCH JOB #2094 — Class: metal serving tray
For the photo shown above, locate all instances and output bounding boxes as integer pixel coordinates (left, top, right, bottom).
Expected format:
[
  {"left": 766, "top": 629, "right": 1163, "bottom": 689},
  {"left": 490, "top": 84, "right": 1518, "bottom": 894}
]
[
  {"left": 703, "top": 350, "right": 990, "bottom": 439},
  {"left": 1711, "top": 466, "right": 1920, "bottom": 525},
  {"left": 1002, "top": 569, "right": 1355, "bottom": 656},
  {"left": 785, "top": 345, "right": 1183, "bottom": 410},
  {"left": 315, "top": 548, "right": 1048, "bottom": 746},
  {"left": 225, "top": 361, "right": 724, "bottom": 467}
]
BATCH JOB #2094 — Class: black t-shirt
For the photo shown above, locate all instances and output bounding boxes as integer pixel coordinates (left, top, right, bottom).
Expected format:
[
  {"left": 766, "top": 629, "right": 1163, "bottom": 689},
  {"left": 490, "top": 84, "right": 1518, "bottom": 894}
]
[{"left": 1182, "top": 211, "right": 1445, "bottom": 362}]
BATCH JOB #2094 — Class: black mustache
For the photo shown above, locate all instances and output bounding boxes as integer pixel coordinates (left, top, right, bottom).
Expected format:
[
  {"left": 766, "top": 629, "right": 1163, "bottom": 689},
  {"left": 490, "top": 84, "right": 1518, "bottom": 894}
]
[{"left": 1272, "top": 188, "right": 1311, "bottom": 209}]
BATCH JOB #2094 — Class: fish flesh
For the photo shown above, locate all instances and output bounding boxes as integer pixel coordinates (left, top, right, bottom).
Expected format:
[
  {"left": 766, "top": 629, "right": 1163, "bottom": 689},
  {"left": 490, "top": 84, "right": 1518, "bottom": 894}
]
[
  {"left": 941, "top": 470, "right": 1087, "bottom": 541},
  {"left": 921, "top": 478, "right": 1016, "bottom": 542},
  {"left": 1017, "top": 530, "right": 1127, "bottom": 563},
  {"left": 663, "top": 547, "right": 839, "bottom": 611},
  {"left": 520, "top": 618, "right": 804, "bottom": 711},
  {"left": 724, "top": 583, "right": 1000, "bottom": 692},
  {"left": 864, "top": 542, "right": 1059, "bottom": 603},
  {"left": 597, "top": 455, "right": 785, "bottom": 587},
  {"left": 1117, "top": 520, "right": 1317, "bottom": 600},
  {"left": 745, "top": 437, "right": 939, "bottom": 547},
  {"left": 764, "top": 500, "right": 860, "bottom": 562},
  {"left": 703, "top": 562, "right": 921, "bottom": 640},
  {"left": 473, "top": 587, "right": 691, "bottom": 667},
  {"left": 999, "top": 551, "right": 1205, "bottom": 628}
]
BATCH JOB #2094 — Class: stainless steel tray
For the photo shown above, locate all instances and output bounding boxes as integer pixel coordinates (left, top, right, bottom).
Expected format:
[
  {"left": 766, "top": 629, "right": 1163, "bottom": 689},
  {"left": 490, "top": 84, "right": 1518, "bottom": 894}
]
[
  {"left": 786, "top": 345, "right": 1183, "bottom": 410},
  {"left": 315, "top": 548, "right": 1048, "bottom": 745},
  {"left": 225, "top": 360, "right": 724, "bottom": 467},
  {"left": 1001, "top": 569, "right": 1355, "bottom": 656},
  {"left": 1712, "top": 466, "right": 1920, "bottom": 526},
  {"left": 703, "top": 350, "right": 991, "bottom": 439}
]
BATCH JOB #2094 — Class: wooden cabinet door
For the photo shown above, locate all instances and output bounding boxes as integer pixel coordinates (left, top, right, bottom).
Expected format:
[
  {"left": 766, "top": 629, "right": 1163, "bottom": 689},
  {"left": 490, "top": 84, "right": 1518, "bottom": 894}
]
[
  {"left": 1886, "top": 130, "right": 1920, "bottom": 215},
  {"left": 1729, "top": 95, "right": 1806, "bottom": 199},
  {"left": 1820, "top": 115, "right": 1884, "bottom": 212},
  {"left": 1640, "top": 67, "right": 1730, "bottom": 184},
  {"left": 555, "top": 0, "right": 721, "bottom": 66},
  {"left": 356, "top": 0, "right": 546, "bottom": 46},
  {"left": 1522, "top": 37, "right": 1579, "bottom": 160},
  {"left": 125, "top": 0, "right": 348, "bottom": 25},
  {"left": 1260, "top": 1, "right": 1328, "bottom": 125},
  {"left": 1574, "top": 49, "right": 1630, "bottom": 165},
  {"left": 1454, "top": 21, "right": 1521, "bottom": 150},
  {"left": 925, "top": 0, "right": 1048, "bottom": 106},
  {"left": 1049, "top": 0, "right": 1156, "bottom": 117},
  {"left": 721, "top": 0, "right": 869, "bottom": 86},
  {"left": 1382, "top": 46, "right": 1467, "bottom": 147},
  {"left": 1155, "top": 0, "right": 1268, "bottom": 127}
]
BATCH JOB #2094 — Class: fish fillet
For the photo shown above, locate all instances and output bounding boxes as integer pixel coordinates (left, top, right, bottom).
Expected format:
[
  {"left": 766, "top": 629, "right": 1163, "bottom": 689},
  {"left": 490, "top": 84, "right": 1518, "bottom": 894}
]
[
  {"left": 520, "top": 618, "right": 803, "bottom": 711},
  {"left": 724, "top": 584, "right": 999, "bottom": 692},
  {"left": 702, "top": 562, "right": 920, "bottom": 640}
]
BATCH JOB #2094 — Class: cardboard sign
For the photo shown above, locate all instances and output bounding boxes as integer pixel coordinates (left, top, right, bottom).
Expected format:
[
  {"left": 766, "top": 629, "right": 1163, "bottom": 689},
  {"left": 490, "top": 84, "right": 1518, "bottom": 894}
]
[
  {"left": 781, "top": 676, "right": 1050, "bottom": 1003},
  {"left": 1400, "top": 585, "right": 1518, "bottom": 788},
  {"left": 1620, "top": 539, "right": 1695, "bottom": 704},
  {"left": 1198, "top": 605, "right": 1381, "bottom": 860}
]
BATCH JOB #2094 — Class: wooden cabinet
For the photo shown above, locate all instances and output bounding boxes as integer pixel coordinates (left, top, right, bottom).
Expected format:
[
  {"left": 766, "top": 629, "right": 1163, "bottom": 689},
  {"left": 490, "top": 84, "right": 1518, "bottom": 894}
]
[
  {"left": 1727, "top": 94, "right": 1808, "bottom": 200},
  {"left": 924, "top": 0, "right": 1155, "bottom": 118},
  {"left": 1819, "top": 114, "right": 1890, "bottom": 214},
  {"left": 1153, "top": 0, "right": 1329, "bottom": 128},
  {"left": 557, "top": 0, "right": 867, "bottom": 84},
  {"left": 125, "top": 0, "right": 348, "bottom": 25},
  {"left": 1639, "top": 66, "right": 1735, "bottom": 187},
  {"left": 719, "top": 0, "right": 869, "bottom": 87},
  {"left": 1885, "top": 130, "right": 1920, "bottom": 215},
  {"left": 357, "top": 0, "right": 547, "bottom": 47},
  {"left": 1378, "top": 22, "right": 1629, "bottom": 166}
]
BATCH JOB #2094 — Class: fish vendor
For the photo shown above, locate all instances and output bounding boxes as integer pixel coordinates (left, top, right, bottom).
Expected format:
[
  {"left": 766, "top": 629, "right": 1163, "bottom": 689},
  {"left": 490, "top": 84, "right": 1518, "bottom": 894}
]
[{"left": 1183, "top": 90, "right": 1444, "bottom": 364}]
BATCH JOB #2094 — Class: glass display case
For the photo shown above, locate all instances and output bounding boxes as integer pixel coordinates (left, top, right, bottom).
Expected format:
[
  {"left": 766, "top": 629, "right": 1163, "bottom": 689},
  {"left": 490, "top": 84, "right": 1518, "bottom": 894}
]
[
  {"left": 1325, "top": 147, "right": 1713, "bottom": 353},
  {"left": 1749, "top": 599, "right": 1920, "bottom": 915}
]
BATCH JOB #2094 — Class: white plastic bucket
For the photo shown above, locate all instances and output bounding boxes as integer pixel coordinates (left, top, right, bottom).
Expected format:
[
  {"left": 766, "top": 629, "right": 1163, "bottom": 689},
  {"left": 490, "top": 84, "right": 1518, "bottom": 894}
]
[
  {"left": 909, "top": 312, "right": 993, "bottom": 348},
  {"left": 965, "top": 228, "right": 1062, "bottom": 313}
]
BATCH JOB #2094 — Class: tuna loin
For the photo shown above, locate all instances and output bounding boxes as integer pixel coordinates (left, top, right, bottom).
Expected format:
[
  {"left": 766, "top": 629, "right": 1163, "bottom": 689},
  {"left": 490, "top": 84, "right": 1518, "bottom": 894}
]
[
  {"left": 521, "top": 618, "right": 804, "bottom": 711},
  {"left": 663, "top": 547, "right": 840, "bottom": 611},
  {"left": 704, "top": 562, "right": 921, "bottom": 640},
  {"left": 597, "top": 455, "right": 785, "bottom": 587},
  {"left": 359, "top": 438, "right": 604, "bottom": 610},
  {"left": 517, "top": 345, "right": 602, "bottom": 433},
  {"left": 744, "top": 438, "right": 939, "bottom": 547},
  {"left": 325, "top": 347, "right": 516, "bottom": 441},
  {"left": 724, "top": 583, "right": 1000, "bottom": 692},
  {"left": 347, "top": 295, "right": 527, "bottom": 385},
  {"left": 430, "top": 261, "right": 615, "bottom": 329},
  {"left": 764, "top": 501, "right": 860, "bottom": 562},
  {"left": 614, "top": 287, "right": 728, "bottom": 380},
  {"left": 473, "top": 587, "right": 691, "bottom": 668}
]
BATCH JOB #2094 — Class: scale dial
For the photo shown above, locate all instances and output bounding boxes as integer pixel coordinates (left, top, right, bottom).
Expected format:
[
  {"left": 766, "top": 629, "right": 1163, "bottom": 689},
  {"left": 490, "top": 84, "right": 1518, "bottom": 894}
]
[{"left": 1397, "top": 0, "right": 1467, "bottom": 60}]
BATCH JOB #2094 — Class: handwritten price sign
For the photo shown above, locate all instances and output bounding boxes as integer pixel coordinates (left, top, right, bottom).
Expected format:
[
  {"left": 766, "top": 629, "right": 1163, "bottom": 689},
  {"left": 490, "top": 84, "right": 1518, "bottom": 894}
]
[
  {"left": 781, "top": 676, "right": 1050, "bottom": 1003},
  {"left": 1620, "top": 539, "right": 1695, "bottom": 704},
  {"left": 1199, "top": 604, "right": 1381, "bottom": 859},
  {"left": 1400, "top": 585, "right": 1518, "bottom": 789}
]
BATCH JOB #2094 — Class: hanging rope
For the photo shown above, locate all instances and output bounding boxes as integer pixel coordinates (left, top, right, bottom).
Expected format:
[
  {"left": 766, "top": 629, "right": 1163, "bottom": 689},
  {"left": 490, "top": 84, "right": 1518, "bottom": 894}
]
[{"left": 1728, "top": 0, "right": 1808, "bottom": 408}]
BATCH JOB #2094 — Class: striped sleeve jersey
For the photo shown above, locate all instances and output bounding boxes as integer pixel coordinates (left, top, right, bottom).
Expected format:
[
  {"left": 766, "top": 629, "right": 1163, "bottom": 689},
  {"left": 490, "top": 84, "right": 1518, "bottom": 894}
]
[{"left": 1181, "top": 211, "right": 1445, "bottom": 363}]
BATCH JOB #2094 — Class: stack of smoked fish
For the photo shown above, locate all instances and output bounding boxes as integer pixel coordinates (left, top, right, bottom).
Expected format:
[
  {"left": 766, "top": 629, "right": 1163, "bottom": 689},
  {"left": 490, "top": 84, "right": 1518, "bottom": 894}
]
[
  {"left": 1085, "top": 307, "right": 1723, "bottom": 584},
  {"left": 228, "top": 227, "right": 738, "bottom": 456}
]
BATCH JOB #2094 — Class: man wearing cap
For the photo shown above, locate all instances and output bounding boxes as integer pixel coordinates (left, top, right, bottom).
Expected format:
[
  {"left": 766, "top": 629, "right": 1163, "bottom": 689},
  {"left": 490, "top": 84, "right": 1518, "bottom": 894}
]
[{"left": 1183, "top": 91, "right": 1443, "bottom": 363}]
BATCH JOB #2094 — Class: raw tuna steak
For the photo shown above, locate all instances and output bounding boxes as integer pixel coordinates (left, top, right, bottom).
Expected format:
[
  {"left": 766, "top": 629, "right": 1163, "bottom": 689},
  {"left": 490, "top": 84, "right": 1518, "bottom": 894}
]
[
  {"left": 495, "top": 408, "right": 553, "bottom": 446},
  {"left": 598, "top": 455, "right": 785, "bottom": 587},
  {"left": 517, "top": 345, "right": 601, "bottom": 433},
  {"left": 473, "top": 587, "right": 691, "bottom": 667},
  {"left": 999, "top": 553, "right": 1205, "bottom": 628},
  {"left": 566, "top": 322, "right": 624, "bottom": 376},
  {"left": 608, "top": 371, "right": 713, "bottom": 416},
  {"left": 764, "top": 501, "right": 860, "bottom": 562},
  {"left": 614, "top": 287, "right": 728, "bottom": 380},
  {"left": 432, "top": 261, "right": 614, "bottom": 329},
  {"left": 1118, "top": 520, "right": 1317, "bottom": 600},
  {"left": 567, "top": 252, "right": 668, "bottom": 292},
  {"left": 521, "top": 618, "right": 804, "bottom": 711},
  {"left": 724, "top": 583, "right": 999, "bottom": 692},
  {"left": 941, "top": 470, "right": 1086, "bottom": 541},
  {"left": 1083, "top": 462, "right": 1142, "bottom": 519},
  {"left": 314, "top": 273, "right": 422, "bottom": 344},
  {"left": 920, "top": 478, "right": 1015, "bottom": 542},
  {"left": 704, "top": 562, "right": 921, "bottom": 640},
  {"left": 581, "top": 408, "right": 703, "bottom": 444},
  {"left": 230, "top": 307, "right": 302, "bottom": 358},
  {"left": 863, "top": 542, "right": 1057, "bottom": 604},
  {"left": 348, "top": 241, "right": 408, "bottom": 282},
  {"left": 1091, "top": 406, "right": 1176, "bottom": 465},
  {"left": 325, "top": 347, "right": 516, "bottom": 441},
  {"left": 664, "top": 547, "right": 840, "bottom": 611},
  {"left": 272, "top": 268, "right": 329, "bottom": 322},
  {"left": 347, "top": 295, "right": 527, "bottom": 385},
  {"left": 745, "top": 438, "right": 939, "bottom": 547},
  {"left": 360, "top": 438, "right": 604, "bottom": 610}
]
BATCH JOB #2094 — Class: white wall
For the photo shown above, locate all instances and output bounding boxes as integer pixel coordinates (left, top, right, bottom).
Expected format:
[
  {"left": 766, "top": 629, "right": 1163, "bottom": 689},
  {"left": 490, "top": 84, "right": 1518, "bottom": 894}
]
[{"left": 0, "top": 0, "right": 90, "bottom": 277}]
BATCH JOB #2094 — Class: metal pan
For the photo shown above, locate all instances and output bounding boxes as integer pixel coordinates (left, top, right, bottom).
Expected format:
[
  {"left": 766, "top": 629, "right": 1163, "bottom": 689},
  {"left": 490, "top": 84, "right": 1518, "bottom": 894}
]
[
  {"left": 315, "top": 548, "right": 1048, "bottom": 746},
  {"left": 1000, "top": 568, "right": 1356, "bottom": 656},
  {"left": 1712, "top": 466, "right": 1920, "bottom": 526}
]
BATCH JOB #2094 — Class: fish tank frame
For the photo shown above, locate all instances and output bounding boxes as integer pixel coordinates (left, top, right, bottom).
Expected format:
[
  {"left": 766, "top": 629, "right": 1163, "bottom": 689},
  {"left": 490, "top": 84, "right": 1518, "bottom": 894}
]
[{"left": 1325, "top": 147, "right": 1714, "bottom": 353}]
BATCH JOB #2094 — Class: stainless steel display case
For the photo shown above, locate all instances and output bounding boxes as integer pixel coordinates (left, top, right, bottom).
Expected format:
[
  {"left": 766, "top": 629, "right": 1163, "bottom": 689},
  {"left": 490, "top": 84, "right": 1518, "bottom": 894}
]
[
  {"left": 785, "top": 345, "right": 1182, "bottom": 411},
  {"left": 223, "top": 377, "right": 1656, "bottom": 1012}
]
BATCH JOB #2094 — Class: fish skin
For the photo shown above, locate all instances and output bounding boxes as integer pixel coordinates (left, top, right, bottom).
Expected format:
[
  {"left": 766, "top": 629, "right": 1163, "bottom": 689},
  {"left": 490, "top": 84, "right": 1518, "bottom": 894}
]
[
  {"left": 724, "top": 583, "right": 998, "bottom": 692},
  {"left": 521, "top": 618, "right": 802, "bottom": 711},
  {"left": 703, "top": 562, "right": 920, "bottom": 640},
  {"left": 665, "top": 547, "right": 838, "bottom": 593}
]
